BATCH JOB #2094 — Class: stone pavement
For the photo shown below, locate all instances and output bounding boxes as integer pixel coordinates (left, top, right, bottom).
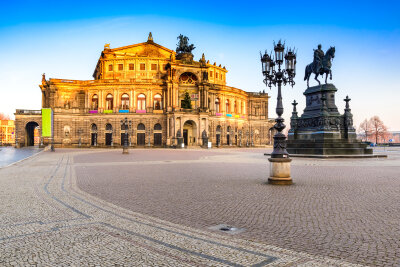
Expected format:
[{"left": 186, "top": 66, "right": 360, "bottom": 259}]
[
  {"left": 75, "top": 147, "right": 399, "bottom": 267},
  {"left": 0, "top": 147, "right": 42, "bottom": 168},
  {"left": 0, "top": 149, "right": 370, "bottom": 266}
]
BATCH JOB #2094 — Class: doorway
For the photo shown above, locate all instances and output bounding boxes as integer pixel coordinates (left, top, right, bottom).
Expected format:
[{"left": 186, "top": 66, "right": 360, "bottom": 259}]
[
  {"left": 154, "top": 123, "right": 162, "bottom": 146},
  {"left": 137, "top": 123, "right": 146, "bottom": 146},
  {"left": 91, "top": 133, "right": 97, "bottom": 146},
  {"left": 105, "top": 133, "right": 112, "bottom": 146},
  {"left": 183, "top": 129, "right": 188, "bottom": 146},
  {"left": 183, "top": 120, "right": 197, "bottom": 146},
  {"left": 25, "top": 121, "right": 39, "bottom": 146},
  {"left": 91, "top": 124, "right": 97, "bottom": 146},
  {"left": 105, "top": 123, "right": 112, "bottom": 146}
]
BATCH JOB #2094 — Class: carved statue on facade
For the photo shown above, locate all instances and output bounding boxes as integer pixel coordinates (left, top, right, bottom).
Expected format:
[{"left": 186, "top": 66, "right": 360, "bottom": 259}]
[
  {"left": 304, "top": 44, "right": 336, "bottom": 87},
  {"left": 176, "top": 34, "right": 195, "bottom": 54},
  {"left": 42, "top": 73, "right": 46, "bottom": 85}
]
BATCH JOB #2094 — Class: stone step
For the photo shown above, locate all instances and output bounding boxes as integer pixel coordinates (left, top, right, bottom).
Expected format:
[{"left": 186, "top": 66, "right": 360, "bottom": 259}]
[{"left": 287, "top": 147, "right": 373, "bottom": 155}]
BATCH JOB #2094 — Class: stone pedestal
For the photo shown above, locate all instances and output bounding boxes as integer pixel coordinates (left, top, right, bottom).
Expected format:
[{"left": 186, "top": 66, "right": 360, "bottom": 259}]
[
  {"left": 287, "top": 84, "right": 372, "bottom": 156},
  {"left": 268, "top": 158, "right": 292, "bottom": 185},
  {"left": 177, "top": 137, "right": 184, "bottom": 148},
  {"left": 202, "top": 137, "right": 208, "bottom": 148}
]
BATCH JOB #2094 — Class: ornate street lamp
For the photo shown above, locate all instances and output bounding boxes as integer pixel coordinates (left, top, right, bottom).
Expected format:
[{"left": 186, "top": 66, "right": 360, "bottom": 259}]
[{"left": 261, "top": 40, "right": 296, "bottom": 185}]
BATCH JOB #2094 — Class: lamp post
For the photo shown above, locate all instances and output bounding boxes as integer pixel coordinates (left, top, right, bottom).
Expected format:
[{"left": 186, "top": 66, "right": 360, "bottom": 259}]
[
  {"left": 261, "top": 40, "right": 296, "bottom": 185},
  {"left": 120, "top": 118, "right": 131, "bottom": 154}
]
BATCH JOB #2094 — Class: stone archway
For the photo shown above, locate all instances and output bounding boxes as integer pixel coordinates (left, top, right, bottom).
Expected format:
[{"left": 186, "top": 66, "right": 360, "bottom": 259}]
[
  {"left": 183, "top": 120, "right": 197, "bottom": 146},
  {"left": 25, "top": 121, "right": 39, "bottom": 146}
]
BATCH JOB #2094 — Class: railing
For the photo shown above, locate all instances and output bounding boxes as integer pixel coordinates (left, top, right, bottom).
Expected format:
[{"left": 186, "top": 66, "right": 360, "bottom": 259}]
[
  {"left": 247, "top": 92, "right": 268, "bottom": 96},
  {"left": 15, "top": 109, "right": 41, "bottom": 115}
]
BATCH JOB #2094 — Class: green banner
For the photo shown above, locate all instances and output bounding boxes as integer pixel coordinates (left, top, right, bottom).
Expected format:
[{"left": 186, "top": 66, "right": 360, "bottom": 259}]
[{"left": 41, "top": 108, "right": 52, "bottom": 137}]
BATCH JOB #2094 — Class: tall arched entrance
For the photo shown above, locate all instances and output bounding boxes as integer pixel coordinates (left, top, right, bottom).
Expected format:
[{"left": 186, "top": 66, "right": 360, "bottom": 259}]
[
  {"left": 216, "top": 125, "right": 221, "bottom": 147},
  {"left": 25, "top": 121, "right": 39, "bottom": 147},
  {"left": 105, "top": 123, "right": 112, "bottom": 146},
  {"left": 137, "top": 123, "right": 146, "bottom": 146},
  {"left": 153, "top": 123, "right": 162, "bottom": 146},
  {"left": 91, "top": 124, "right": 97, "bottom": 146},
  {"left": 183, "top": 120, "right": 197, "bottom": 146}
]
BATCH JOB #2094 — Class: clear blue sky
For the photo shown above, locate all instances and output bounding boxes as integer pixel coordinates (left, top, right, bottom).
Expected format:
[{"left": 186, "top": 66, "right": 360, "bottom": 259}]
[{"left": 1, "top": 0, "right": 399, "bottom": 129}]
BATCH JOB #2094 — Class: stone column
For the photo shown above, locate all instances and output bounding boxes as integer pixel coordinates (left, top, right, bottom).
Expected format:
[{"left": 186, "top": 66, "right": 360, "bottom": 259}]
[
  {"left": 268, "top": 158, "right": 293, "bottom": 185},
  {"left": 130, "top": 90, "right": 134, "bottom": 112}
]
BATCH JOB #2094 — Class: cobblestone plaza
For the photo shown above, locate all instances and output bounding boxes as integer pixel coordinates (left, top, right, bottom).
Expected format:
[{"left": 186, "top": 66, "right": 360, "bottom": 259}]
[{"left": 0, "top": 148, "right": 399, "bottom": 266}]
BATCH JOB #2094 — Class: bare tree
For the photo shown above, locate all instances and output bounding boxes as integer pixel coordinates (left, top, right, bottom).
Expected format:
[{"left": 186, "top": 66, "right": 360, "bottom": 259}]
[
  {"left": 0, "top": 113, "right": 10, "bottom": 120},
  {"left": 369, "top": 116, "right": 388, "bottom": 144},
  {"left": 359, "top": 118, "right": 371, "bottom": 142}
]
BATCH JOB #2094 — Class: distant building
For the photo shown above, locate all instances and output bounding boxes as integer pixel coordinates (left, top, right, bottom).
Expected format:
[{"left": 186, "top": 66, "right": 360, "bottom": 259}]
[
  {"left": 15, "top": 33, "right": 274, "bottom": 148},
  {"left": 0, "top": 120, "right": 15, "bottom": 145},
  {"left": 389, "top": 131, "right": 400, "bottom": 143}
]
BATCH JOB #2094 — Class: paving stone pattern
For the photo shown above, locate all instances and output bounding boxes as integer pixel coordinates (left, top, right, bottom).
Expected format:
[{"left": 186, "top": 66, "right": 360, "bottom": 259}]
[
  {"left": 0, "top": 148, "right": 396, "bottom": 266},
  {"left": 76, "top": 148, "right": 400, "bottom": 267}
]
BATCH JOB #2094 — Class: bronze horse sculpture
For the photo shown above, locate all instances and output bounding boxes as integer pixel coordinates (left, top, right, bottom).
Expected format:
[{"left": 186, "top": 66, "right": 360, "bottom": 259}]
[{"left": 304, "top": 46, "right": 335, "bottom": 87}]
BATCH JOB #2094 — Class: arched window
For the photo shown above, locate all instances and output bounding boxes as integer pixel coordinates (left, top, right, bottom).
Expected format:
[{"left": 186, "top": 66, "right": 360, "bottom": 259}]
[
  {"left": 91, "top": 123, "right": 97, "bottom": 132},
  {"left": 106, "top": 123, "right": 112, "bottom": 131},
  {"left": 154, "top": 94, "right": 162, "bottom": 110},
  {"left": 179, "top": 72, "right": 198, "bottom": 84},
  {"left": 137, "top": 123, "right": 145, "bottom": 131},
  {"left": 121, "top": 94, "right": 129, "bottom": 110},
  {"left": 137, "top": 94, "right": 146, "bottom": 110},
  {"left": 225, "top": 99, "right": 230, "bottom": 113},
  {"left": 215, "top": 98, "right": 220, "bottom": 113},
  {"left": 91, "top": 94, "right": 98, "bottom": 110},
  {"left": 234, "top": 101, "right": 237, "bottom": 113},
  {"left": 154, "top": 123, "right": 162, "bottom": 130},
  {"left": 106, "top": 94, "right": 113, "bottom": 110}
]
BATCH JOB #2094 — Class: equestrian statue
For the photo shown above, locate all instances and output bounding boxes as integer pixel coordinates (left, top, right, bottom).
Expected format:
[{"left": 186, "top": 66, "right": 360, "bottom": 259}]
[{"left": 304, "top": 44, "right": 335, "bottom": 87}]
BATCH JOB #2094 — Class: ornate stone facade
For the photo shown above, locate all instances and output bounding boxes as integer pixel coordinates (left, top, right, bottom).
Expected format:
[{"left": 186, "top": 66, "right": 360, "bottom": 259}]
[{"left": 15, "top": 34, "right": 274, "bottom": 148}]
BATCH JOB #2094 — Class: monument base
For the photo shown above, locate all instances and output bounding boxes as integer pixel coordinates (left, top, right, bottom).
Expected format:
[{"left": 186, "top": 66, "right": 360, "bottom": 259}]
[
  {"left": 287, "top": 139, "right": 373, "bottom": 155},
  {"left": 268, "top": 158, "right": 292, "bottom": 185},
  {"left": 288, "top": 84, "right": 377, "bottom": 157}
]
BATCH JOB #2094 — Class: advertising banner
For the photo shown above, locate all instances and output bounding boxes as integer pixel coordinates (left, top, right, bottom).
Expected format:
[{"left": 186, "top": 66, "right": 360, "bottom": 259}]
[{"left": 41, "top": 108, "right": 53, "bottom": 137}]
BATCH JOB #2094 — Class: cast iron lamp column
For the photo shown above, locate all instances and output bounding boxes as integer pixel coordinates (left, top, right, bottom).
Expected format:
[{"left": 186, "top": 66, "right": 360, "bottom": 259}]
[{"left": 261, "top": 40, "right": 296, "bottom": 185}]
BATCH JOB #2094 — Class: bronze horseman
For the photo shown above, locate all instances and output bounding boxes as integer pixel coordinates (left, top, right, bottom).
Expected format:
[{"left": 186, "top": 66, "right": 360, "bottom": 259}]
[{"left": 304, "top": 44, "right": 335, "bottom": 87}]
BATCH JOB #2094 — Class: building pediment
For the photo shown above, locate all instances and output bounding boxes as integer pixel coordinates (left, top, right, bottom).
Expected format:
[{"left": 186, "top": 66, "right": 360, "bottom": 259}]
[{"left": 109, "top": 42, "right": 175, "bottom": 59}]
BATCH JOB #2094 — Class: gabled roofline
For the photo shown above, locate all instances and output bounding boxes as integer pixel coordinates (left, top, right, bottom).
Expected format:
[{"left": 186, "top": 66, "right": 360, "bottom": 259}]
[{"left": 109, "top": 41, "right": 176, "bottom": 55}]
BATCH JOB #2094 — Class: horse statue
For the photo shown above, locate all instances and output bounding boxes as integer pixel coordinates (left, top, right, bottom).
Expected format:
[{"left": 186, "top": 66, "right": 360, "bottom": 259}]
[
  {"left": 304, "top": 46, "right": 335, "bottom": 87},
  {"left": 176, "top": 34, "right": 195, "bottom": 54}
]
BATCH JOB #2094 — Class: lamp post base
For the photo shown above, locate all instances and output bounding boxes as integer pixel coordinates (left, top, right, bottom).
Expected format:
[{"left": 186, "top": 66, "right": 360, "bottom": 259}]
[{"left": 268, "top": 158, "right": 292, "bottom": 185}]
